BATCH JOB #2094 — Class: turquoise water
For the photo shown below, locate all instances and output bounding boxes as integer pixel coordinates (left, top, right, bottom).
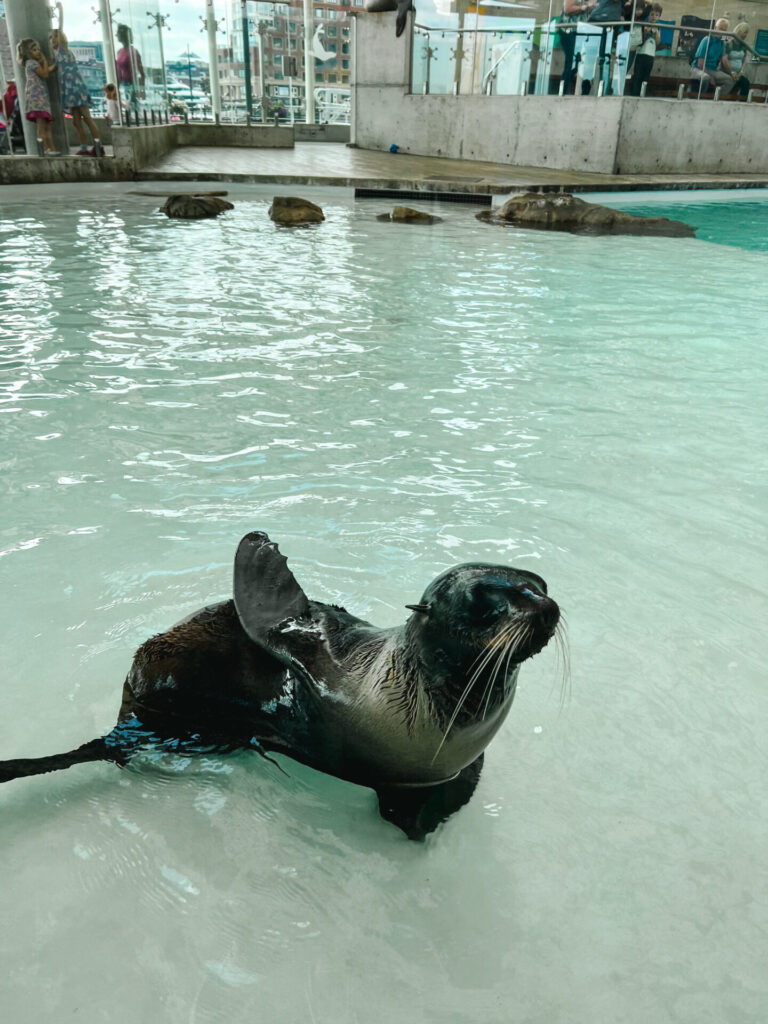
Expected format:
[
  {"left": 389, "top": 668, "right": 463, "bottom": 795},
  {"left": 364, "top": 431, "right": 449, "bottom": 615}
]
[
  {"left": 1, "top": 183, "right": 766, "bottom": 1023},
  {"left": 590, "top": 187, "right": 768, "bottom": 251}
]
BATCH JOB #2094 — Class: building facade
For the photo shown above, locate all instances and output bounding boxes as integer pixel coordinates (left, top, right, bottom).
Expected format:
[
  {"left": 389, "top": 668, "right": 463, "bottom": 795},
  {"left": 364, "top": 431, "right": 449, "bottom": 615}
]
[{"left": 224, "top": 0, "right": 358, "bottom": 118}]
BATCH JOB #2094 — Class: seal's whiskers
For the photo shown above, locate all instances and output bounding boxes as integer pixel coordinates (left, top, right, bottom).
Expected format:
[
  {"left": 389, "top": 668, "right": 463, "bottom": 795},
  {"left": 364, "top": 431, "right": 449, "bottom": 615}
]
[
  {"left": 481, "top": 621, "right": 532, "bottom": 721},
  {"left": 553, "top": 617, "right": 571, "bottom": 709},
  {"left": 431, "top": 620, "right": 523, "bottom": 763}
]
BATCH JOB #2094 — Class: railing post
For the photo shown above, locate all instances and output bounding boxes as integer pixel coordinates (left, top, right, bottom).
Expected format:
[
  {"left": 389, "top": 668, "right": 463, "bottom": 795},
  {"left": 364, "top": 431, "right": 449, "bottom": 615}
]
[
  {"left": 640, "top": 82, "right": 647, "bottom": 98},
  {"left": 677, "top": 83, "right": 685, "bottom": 99},
  {"left": 713, "top": 86, "right": 721, "bottom": 101}
]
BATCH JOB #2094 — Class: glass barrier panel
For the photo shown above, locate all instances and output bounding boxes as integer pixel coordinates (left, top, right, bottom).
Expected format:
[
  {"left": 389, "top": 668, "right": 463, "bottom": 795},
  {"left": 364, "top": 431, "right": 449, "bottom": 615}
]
[{"left": 411, "top": 0, "right": 768, "bottom": 101}]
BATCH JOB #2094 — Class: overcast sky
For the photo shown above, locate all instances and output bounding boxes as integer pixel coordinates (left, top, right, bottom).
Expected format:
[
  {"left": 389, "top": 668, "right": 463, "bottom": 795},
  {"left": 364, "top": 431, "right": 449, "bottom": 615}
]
[{"left": 62, "top": 1, "right": 221, "bottom": 60}]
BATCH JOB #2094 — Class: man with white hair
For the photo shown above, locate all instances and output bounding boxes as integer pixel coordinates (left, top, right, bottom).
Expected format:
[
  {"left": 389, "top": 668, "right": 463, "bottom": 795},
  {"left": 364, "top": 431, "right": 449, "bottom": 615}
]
[{"left": 688, "top": 18, "right": 734, "bottom": 94}]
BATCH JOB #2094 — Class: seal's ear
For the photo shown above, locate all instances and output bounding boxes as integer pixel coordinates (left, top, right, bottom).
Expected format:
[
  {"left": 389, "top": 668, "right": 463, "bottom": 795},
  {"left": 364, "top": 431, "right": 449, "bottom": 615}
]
[{"left": 234, "top": 532, "right": 310, "bottom": 650}]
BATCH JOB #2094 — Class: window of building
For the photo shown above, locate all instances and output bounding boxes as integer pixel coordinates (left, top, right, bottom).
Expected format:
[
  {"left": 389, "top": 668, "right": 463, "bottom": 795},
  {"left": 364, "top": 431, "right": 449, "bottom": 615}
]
[
  {"left": 290, "top": 38, "right": 297, "bottom": 49},
  {"left": 327, "top": 8, "right": 337, "bottom": 17},
  {"left": 327, "top": 26, "right": 337, "bottom": 36},
  {"left": 328, "top": 73, "right": 337, "bottom": 82},
  {"left": 274, "top": 71, "right": 284, "bottom": 80},
  {"left": 342, "top": 43, "right": 349, "bottom": 54},
  {"left": 273, "top": 37, "right": 283, "bottom": 48},
  {"left": 341, "top": 60, "right": 349, "bottom": 69}
]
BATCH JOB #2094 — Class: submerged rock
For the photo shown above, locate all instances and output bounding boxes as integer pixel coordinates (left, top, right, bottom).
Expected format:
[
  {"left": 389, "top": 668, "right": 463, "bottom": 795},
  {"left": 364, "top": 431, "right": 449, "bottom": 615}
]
[
  {"left": 477, "top": 192, "right": 695, "bottom": 238},
  {"left": 160, "top": 195, "right": 234, "bottom": 219},
  {"left": 377, "top": 206, "right": 443, "bottom": 225},
  {"left": 269, "top": 196, "right": 325, "bottom": 226}
]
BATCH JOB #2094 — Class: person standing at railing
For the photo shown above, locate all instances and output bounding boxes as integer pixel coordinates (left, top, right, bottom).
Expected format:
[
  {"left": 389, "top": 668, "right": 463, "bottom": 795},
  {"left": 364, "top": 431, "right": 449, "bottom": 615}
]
[
  {"left": 688, "top": 18, "right": 732, "bottom": 94},
  {"left": 628, "top": 2, "right": 661, "bottom": 95},
  {"left": 558, "top": 0, "right": 597, "bottom": 95},
  {"left": 115, "top": 24, "right": 145, "bottom": 114},
  {"left": 51, "top": 27, "right": 104, "bottom": 156},
  {"left": 622, "top": 0, "right": 651, "bottom": 77}
]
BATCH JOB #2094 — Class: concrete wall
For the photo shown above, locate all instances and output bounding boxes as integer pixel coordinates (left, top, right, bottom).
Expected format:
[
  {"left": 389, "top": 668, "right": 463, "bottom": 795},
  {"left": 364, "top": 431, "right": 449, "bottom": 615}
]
[
  {"left": 174, "top": 124, "right": 294, "bottom": 148},
  {"left": 353, "top": 12, "right": 768, "bottom": 175},
  {"left": 615, "top": 97, "right": 768, "bottom": 174},
  {"left": 111, "top": 124, "right": 179, "bottom": 168},
  {"left": 110, "top": 122, "right": 294, "bottom": 170},
  {"left": 0, "top": 154, "right": 133, "bottom": 186}
]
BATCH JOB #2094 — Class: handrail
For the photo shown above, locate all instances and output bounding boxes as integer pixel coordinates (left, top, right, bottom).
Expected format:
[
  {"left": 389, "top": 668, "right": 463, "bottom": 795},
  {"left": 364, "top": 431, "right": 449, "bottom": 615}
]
[
  {"left": 482, "top": 31, "right": 534, "bottom": 93},
  {"left": 414, "top": 19, "right": 767, "bottom": 62}
]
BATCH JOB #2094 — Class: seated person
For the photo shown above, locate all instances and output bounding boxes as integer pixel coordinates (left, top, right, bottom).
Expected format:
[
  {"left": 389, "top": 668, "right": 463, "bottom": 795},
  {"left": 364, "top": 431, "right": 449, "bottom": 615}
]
[
  {"left": 689, "top": 19, "right": 733, "bottom": 93},
  {"left": 723, "top": 22, "right": 751, "bottom": 97}
]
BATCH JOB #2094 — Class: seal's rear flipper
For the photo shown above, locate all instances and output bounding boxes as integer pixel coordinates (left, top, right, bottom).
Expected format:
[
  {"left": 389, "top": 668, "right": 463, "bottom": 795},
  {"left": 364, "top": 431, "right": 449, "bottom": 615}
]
[
  {"left": 233, "top": 531, "right": 310, "bottom": 660},
  {"left": 0, "top": 736, "right": 117, "bottom": 784},
  {"left": 375, "top": 754, "right": 484, "bottom": 840}
]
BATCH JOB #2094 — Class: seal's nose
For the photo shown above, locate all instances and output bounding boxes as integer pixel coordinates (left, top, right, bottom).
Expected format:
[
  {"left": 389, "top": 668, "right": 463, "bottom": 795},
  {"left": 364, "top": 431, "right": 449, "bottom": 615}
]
[{"left": 517, "top": 587, "right": 560, "bottom": 631}]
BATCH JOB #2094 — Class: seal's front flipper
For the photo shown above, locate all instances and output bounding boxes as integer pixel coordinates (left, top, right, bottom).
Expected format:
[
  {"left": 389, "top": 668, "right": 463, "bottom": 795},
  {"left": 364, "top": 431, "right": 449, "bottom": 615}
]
[
  {"left": 375, "top": 754, "right": 484, "bottom": 840},
  {"left": 233, "top": 531, "right": 311, "bottom": 662},
  {"left": 395, "top": 0, "right": 414, "bottom": 36}
]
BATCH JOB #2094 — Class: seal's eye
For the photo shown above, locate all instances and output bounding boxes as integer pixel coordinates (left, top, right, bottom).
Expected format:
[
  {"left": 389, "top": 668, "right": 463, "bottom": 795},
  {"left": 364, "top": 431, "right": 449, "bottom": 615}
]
[
  {"left": 520, "top": 571, "right": 547, "bottom": 595},
  {"left": 469, "top": 586, "right": 510, "bottom": 624}
]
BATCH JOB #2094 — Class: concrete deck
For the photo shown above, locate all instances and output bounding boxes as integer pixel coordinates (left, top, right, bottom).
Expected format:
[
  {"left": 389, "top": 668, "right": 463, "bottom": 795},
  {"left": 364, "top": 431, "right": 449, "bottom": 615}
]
[
  {"left": 135, "top": 142, "right": 768, "bottom": 195},
  {"left": 3, "top": 141, "right": 768, "bottom": 193}
]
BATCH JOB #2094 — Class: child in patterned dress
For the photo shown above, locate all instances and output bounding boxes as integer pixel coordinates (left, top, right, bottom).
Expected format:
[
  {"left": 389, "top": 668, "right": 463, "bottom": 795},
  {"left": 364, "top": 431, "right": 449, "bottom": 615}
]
[
  {"left": 15, "top": 38, "right": 58, "bottom": 156},
  {"left": 51, "top": 29, "right": 104, "bottom": 156}
]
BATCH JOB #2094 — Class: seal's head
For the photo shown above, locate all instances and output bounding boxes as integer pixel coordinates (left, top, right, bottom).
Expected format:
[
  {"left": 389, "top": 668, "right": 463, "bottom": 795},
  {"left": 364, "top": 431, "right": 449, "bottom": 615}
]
[{"left": 405, "top": 564, "right": 560, "bottom": 724}]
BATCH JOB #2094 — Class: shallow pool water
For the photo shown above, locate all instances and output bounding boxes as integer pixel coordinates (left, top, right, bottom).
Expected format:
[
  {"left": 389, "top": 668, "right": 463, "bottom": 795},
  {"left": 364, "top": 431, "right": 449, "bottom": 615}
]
[{"left": 1, "top": 183, "right": 766, "bottom": 1023}]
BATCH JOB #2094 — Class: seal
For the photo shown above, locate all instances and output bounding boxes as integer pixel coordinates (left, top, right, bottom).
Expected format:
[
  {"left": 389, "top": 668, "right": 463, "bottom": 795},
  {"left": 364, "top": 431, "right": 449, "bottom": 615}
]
[{"left": 0, "top": 532, "right": 561, "bottom": 838}]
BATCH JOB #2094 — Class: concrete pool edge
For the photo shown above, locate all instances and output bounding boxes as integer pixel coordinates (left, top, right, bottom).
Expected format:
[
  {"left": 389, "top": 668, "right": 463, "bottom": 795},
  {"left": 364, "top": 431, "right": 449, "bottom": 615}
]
[{"left": 3, "top": 142, "right": 768, "bottom": 195}]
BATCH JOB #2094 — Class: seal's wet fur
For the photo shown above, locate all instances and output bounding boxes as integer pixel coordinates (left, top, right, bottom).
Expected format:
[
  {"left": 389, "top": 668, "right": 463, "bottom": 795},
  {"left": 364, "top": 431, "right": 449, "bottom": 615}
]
[{"left": 0, "top": 532, "right": 560, "bottom": 838}]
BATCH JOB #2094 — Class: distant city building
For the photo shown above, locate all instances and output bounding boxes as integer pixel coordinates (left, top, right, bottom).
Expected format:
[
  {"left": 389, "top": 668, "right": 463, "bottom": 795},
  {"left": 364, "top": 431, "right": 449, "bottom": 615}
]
[
  {"left": 0, "top": 0, "right": 14, "bottom": 84},
  {"left": 69, "top": 41, "right": 107, "bottom": 102},
  {"left": 224, "top": 0, "right": 355, "bottom": 118}
]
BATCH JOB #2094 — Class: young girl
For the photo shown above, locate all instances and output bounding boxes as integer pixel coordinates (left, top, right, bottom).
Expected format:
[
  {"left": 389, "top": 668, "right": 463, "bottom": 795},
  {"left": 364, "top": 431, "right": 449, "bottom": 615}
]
[
  {"left": 104, "top": 83, "right": 121, "bottom": 126},
  {"left": 50, "top": 28, "right": 104, "bottom": 156},
  {"left": 629, "top": 3, "right": 661, "bottom": 96},
  {"left": 16, "top": 38, "right": 58, "bottom": 156}
]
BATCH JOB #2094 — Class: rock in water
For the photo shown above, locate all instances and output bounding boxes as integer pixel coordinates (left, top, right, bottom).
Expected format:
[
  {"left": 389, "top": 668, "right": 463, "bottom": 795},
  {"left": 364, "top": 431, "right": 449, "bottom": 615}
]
[
  {"left": 269, "top": 196, "right": 325, "bottom": 226},
  {"left": 377, "top": 206, "right": 443, "bottom": 224},
  {"left": 160, "top": 195, "right": 234, "bottom": 219},
  {"left": 477, "top": 192, "right": 695, "bottom": 238}
]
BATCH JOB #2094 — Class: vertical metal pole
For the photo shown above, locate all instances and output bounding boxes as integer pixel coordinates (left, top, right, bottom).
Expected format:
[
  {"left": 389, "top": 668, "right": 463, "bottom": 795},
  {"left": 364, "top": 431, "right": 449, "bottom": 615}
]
[
  {"left": 156, "top": 21, "right": 168, "bottom": 106},
  {"left": 241, "top": 0, "right": 253, "bottom": 118},
  {"left": 303, "top": 0, "right": 314, "bottom": 123},
  {"left": 257, "top": 21, "right": 265, "bottom": 122},
  {"left": 454, "top": 11, "right": 465, "bottom": 95},
  {"left": 99, "top": 0, "right": 120, "bottom": 124},
  {"left": 206, "top": 0, "right": 221, "bottom": 121}
]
